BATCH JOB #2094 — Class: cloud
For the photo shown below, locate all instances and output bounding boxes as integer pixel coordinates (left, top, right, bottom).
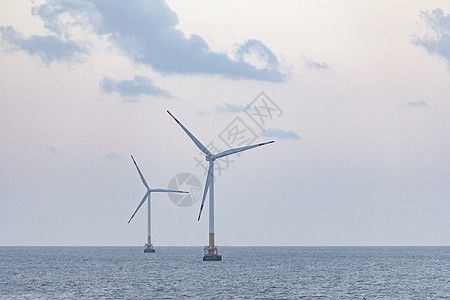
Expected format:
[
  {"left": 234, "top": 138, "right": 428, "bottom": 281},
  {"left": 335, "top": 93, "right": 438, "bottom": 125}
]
[
  {"left": 405, "top": 100, "right": 430, "bottom": 108},
  {"left": 197, "top": 102, "right": 244, "bottom": 116},
  {"left": 260, "top": 128, "right": 300, "bottom": 140},
  {"left": 48, "top": 146, "right": 60, "bottom": 154},
  {"left": 105, "top": 152, "right": 123, "bottom": 160},
  {"left": 215, "top": 103, "right": 244, "bottom": 114},
  {"left": 302, "top": 56, "right": 329, "bottom": 70},
  {"left": 413, "top": 9, "right": 450, "bottom": 65},
  {"left": 0, "top": 26, "right": 86, "bottom": 64},
  {"left": 19, "top": 0, "right": 286, "bottom": 81},
  {"left": 100, "top": 75, "right": 172, "bottom": 102},
  {"left": 236, "top": 39, "right": 280, "bottom": 71}
]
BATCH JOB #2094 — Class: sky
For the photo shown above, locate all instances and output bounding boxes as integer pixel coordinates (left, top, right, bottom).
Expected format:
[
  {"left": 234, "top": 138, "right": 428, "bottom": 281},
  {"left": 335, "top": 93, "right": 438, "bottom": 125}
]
[{"left": 1, "top": 0, "right": 450, "bottom": 246}]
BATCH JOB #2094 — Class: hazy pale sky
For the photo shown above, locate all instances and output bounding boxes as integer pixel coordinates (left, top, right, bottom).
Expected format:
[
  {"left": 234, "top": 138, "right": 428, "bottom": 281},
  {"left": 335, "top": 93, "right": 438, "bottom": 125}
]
[{"left": 1, "top": 0, "right": 449, "bottom": 246}]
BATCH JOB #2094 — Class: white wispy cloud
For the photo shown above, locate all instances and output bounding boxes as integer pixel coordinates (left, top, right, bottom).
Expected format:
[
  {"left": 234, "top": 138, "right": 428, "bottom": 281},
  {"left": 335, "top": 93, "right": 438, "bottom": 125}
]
[
  {"left": 105, "top": 152, "right": 123, "bottom": 160},
  {"left": 260, "top": 128, "right": 300, "bottom": 140},
  {"left": 302, "top": 55, "right": 329, "bottom": 70},
  {"left": 404, "top": 100, "right": 431, "bottom": 108}
]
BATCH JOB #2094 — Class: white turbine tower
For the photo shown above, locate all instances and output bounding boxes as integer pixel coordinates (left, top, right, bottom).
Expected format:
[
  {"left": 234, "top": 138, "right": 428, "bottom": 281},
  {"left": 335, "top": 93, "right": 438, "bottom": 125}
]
[
  {"left": 128, "top": 155, "right": 187, "bottom": 253},
  {"left": 167, "top": 111, "right": 274, "bottom": 261}
]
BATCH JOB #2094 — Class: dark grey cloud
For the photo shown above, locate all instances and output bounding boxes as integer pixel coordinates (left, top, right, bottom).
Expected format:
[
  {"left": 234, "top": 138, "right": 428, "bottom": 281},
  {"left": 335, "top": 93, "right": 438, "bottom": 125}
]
[
  {"left": 10, "top": 0, "right": 286, "bottom": 81},
  {"left": 0, "top": 26, "right": 86, "bottom": 64},
  {"left": 413, "top": 9, "right": 450, "bottom": 65},
  {"left": 105, "top": 152, "right": 123, "bottom": 160},
  {"left": 260, "top": 128, "right": 300, "bottom": 140},
  {"left": 100, "top": 76, "right": 172, "bottom": 102},
  {"left": 302, "top": 56, "right": 329, "bottom": 70}
]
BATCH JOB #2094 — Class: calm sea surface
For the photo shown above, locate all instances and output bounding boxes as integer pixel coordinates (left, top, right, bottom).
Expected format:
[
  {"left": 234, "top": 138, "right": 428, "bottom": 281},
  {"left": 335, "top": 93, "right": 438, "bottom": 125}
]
[{"left": 0, "top": 247, "right": 449, "bottom": 299}]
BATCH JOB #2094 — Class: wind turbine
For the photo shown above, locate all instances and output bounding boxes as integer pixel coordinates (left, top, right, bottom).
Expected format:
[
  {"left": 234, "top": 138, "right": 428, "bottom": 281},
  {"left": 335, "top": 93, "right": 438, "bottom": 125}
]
[
  {"left": 128, "top": 155, "right": 188, "bottom": 253},
  {"left": 167, "top": 111, "right": 274, "bottom": 261}
]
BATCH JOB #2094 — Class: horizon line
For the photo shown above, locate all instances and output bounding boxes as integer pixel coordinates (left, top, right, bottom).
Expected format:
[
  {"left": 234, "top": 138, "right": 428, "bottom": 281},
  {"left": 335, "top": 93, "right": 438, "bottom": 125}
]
[{"left": 1, "top": 245, "right": 449, "bottom": 247}]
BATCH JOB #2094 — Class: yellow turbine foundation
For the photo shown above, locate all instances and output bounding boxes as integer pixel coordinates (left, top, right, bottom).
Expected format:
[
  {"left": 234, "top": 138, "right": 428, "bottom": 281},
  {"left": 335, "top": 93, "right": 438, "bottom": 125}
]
[{"left": 209, "top": 233, "right": 215, "bottom": 248}]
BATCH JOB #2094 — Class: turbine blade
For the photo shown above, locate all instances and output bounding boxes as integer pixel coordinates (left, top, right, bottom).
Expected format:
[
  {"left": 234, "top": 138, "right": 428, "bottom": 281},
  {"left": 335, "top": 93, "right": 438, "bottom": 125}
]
[
  {"left": 213, "top": 140, "right": 274, "bottom": 159},
  {"left": 128, "top": 191, "right": 149, "bottom": 224},
  {"left": 151, "top": 188, "right": 188, "bottom": 193},
  {"left": 131, "top": 155, "right": 149, "bottom": 190},
  {"left": 198, "top": 162, "right": 213, "bottom": 221},
  {"left": 167, "top": 111, "right": 212, "bottom": 156}
]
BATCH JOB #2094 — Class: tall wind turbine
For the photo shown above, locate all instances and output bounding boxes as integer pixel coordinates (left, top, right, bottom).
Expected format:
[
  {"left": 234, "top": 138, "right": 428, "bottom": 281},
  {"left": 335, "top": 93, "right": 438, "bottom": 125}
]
[
  {"left": 167, "top": 111, "right": 274, "bottom": 261},
  {"left": 128, "top": 155, "right": 187, "bottom": 253}
]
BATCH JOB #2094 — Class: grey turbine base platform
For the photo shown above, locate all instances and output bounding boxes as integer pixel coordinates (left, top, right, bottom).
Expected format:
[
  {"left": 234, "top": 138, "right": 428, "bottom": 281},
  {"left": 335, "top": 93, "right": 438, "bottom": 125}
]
[
  {"left": 203, "top": 255, "right": 222, "bottom": 261},
  {"left": 144, "top": 243, "right": 155, "bottom": 253},
  {"left": 203, "top": 246, "right": 222, "bottom": 261}
]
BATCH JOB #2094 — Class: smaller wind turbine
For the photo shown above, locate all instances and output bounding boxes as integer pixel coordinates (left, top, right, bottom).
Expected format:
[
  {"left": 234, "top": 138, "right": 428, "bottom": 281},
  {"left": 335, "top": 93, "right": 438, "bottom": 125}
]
[{"left": 128, "top": 155, "right": 187, "bottom": 253}]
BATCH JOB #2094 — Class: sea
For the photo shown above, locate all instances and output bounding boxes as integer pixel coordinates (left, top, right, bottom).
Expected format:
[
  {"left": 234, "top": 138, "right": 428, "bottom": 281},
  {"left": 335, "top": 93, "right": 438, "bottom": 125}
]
[{"left": 0, "top": 246, "right": 449, "bottom": 299}]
